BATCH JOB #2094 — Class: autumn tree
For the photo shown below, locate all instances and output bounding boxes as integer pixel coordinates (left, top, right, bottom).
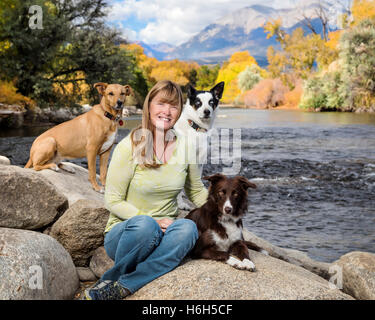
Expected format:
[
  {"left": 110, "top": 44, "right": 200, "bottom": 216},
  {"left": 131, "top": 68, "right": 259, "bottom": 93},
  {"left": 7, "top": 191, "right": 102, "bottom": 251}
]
[
  {"left": 195, "top": 64, "right": 220, "bottom": 90},
  {"left": 341, "top": 0, "right": 375, "bottom": 27},
  {"left": 122, "top": 43, "right": 158, "bottom": 89},
  {"left": 150, "top": 59, "right": 199, "bottom": 87},
  {"left": 264, "top": 19, "right": 338, "bottom": 86},
  {"left": 123, "top": 43, "right": 199, "bottom": 90},
  {"left": 300, "top": 18, "right": 375, "bottom": 112},
  {"left": 215, "top": 51, "right": 258, "bottom": 103}
]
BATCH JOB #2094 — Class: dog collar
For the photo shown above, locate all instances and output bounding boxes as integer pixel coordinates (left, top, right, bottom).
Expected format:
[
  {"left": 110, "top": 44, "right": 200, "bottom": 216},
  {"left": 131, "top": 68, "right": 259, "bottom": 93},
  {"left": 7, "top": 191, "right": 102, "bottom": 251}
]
[
  {"left": 187, "top": 119, "right": 207, "bottom": 133},
  {"left": 104, "top": 111, "right": 123, "bottom": 126}
]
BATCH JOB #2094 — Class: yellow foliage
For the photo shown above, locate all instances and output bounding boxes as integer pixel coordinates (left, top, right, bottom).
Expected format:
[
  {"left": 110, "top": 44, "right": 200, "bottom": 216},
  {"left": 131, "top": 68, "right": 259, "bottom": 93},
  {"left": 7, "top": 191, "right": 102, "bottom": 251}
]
[
  {"left": 0, "top": 40, "right": 11, "bottom": 53},
  {"left": 0, "top": 81, "right": 34, "bottom": 108},
  {"left": 326, "top": 30, "right": 343, "bottom": 50},
  {"left": 121, "top": 43, "right": 158, "bottom": 87},
  {"left": 52, "top": 72, "right": 91, "bottom": 104},
  {"left": 121, "top": 44, "right": 198, "bottom": 87},
  {"left": 267, "top": 26, "right": 338, "bottom": 79},
  {"left": 263, "top": 18, "right": 285, "bottom": 41},
  {"left": 284, "top": 80, "right": 303, "bottom": 108},
  {"left": 352, "top": 0, "right": 375, "bottom": 25},
  {"left": 216, "top": 51, "right": 258, "bottom": 104},
  {"left": 150, "top": 59, "right": 199, "bottom": 86}
]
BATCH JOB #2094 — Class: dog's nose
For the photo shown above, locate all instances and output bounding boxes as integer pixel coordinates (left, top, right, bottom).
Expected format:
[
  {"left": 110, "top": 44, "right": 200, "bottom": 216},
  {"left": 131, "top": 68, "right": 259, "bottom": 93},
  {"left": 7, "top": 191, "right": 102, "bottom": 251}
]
[
  {"left": 204, "top": 109, "right": 211, "bottom": 117},
  {"left": 117, "top": 99, "right": 123, "bottom": 106},
  {"left": 224, "top": 206, "right": 232, "bottom": 214}
]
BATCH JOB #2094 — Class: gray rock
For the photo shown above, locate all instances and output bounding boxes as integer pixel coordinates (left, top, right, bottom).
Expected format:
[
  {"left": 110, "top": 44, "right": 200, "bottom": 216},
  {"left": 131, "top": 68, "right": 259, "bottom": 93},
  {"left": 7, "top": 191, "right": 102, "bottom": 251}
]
[
  {"left": 333, "top": 251, "right": 375, "bottom": 300},
  {"left": 49, "top": 199, "right": 109, "bottom": 267},
  {"left": 0, "top": 227, "right": 79, "bottom": 300},
  {"left": 89, "top": 246, "right": 114, "bottom": 278},
  {"left": 0, "top": 165, "right": 68, "bottom": 230},
  {"left": 128, "top": 251, "right": 353, "bottom": 300},
  {"left": 0, "top": 155, "right": 10, "bottom": 165},
  {"left": 49, "top": 108, "right": 74, "bottom": 123},
  {"left": 36, "top": 162, "right": 104, "bottom": 206},
  {"left": 76, "top": 267, "right": 97, "bottom": 282},
  {"left": 242, "top": 229, "right": 331, "bottom": 279}
]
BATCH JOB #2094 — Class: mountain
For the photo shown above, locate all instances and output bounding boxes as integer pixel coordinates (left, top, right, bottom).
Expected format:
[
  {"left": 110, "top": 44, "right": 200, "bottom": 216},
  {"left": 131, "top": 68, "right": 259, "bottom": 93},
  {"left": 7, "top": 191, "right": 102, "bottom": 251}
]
[
  {"left": 153, "top": 1, "right": 341, "bottom": 66},
  {"left": 138, "top": 42, "right": 175, "bottom": 60}
]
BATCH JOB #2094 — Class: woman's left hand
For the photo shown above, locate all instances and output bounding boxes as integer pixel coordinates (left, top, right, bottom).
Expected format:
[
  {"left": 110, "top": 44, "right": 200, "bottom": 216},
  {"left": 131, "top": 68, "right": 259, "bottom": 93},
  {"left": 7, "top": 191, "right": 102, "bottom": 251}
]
[{"left": 156, "top": 218, "right": 174, "bottom": 232}]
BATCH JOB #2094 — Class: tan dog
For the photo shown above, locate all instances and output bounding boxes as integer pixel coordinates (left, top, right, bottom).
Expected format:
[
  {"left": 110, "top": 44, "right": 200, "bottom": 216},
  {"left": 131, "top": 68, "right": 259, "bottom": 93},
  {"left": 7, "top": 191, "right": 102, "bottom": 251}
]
[{"left": 25, "top": 83, "right": 132, "bottom": 193}]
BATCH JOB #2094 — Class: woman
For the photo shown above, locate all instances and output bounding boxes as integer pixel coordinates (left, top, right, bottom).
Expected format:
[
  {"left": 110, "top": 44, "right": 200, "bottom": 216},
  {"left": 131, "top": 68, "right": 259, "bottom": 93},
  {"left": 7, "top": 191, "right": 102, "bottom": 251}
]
[{"left": 84, "top": 80, "right": 208, "bottom": 300}]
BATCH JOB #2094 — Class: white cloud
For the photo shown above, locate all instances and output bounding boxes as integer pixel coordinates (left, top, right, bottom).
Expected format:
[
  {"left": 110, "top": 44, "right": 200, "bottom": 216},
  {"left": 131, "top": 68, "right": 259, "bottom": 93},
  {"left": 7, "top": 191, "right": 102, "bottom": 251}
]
[{"left": 106, "top": 0, "right": 347, "bottom": 45}]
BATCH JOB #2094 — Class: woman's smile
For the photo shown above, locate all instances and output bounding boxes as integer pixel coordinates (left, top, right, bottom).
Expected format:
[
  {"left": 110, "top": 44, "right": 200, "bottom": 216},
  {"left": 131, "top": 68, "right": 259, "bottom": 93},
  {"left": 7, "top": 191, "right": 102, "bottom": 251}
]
[
  {"left": 157, "top": 115, "right": 172, "bottom": 122},
  {"left": 149, "top": 91, "right": 179, "bottom": 131}
]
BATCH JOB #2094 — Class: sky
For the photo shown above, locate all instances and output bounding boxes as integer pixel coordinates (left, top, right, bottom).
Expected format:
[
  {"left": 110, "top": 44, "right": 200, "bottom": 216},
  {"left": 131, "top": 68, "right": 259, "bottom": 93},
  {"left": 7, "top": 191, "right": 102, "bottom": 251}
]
[{"left": 105, "top": 0, "right": 350, "bottom": 46}]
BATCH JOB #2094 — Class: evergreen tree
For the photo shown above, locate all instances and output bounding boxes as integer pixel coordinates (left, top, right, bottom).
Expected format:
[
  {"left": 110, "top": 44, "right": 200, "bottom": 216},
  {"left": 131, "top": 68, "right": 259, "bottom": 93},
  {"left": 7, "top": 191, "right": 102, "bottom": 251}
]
[{"left": 0, "top": 0, "right": 145, "bottom": 108}]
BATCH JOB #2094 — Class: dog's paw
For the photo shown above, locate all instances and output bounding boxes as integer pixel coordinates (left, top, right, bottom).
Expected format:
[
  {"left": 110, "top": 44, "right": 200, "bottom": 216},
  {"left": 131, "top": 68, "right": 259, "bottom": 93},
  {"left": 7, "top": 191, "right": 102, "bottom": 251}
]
[
  {"left": 99, "top": 187, "right": 105, "bottom": 194},
  {"left": 226, "top": 256, "right": 256, "bottom": 272},
  {"left": 241, "top": 258, "right": 256, "bottom": 272},
  {"left": 226, "top": 256, "right": 242, "bottom": 269}
]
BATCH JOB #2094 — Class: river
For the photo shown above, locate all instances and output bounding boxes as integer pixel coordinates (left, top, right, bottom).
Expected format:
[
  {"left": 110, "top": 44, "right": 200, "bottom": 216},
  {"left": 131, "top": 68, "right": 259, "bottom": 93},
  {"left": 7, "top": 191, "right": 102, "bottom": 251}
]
[{"left": 1, "top": 108, "right": 374, "bottom": 262}]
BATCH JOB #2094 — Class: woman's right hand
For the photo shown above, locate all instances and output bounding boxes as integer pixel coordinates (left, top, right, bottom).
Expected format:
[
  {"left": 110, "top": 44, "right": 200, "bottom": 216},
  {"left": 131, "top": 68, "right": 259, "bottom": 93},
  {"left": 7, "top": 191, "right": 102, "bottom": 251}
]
[{"left": 156, "top": 218, "right": 174, "bottom": 232}]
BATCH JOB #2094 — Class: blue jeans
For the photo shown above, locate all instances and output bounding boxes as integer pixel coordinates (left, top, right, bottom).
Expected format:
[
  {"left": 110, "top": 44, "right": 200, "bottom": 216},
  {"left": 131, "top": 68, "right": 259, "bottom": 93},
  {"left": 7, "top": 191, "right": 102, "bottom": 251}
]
[{"left": 101, "top": 215, "right": 198, "bottom": 294}]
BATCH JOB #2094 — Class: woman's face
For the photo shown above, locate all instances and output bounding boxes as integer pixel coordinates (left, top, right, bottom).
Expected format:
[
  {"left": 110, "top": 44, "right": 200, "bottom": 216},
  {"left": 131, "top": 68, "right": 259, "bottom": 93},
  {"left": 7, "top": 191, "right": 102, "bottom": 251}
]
[{"left": 149, "top": 91, "right": 180, "bottom": 132}]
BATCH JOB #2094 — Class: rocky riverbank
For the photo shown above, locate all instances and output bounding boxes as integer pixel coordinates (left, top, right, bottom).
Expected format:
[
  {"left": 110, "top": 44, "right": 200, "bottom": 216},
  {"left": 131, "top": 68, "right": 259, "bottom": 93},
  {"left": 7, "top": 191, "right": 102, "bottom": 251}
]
[
  {"left": 0, "top": 103, "right": 142, "bottom": 129},
  {"left": 0, "top": 157, "right": 374, "bottom": 300}
]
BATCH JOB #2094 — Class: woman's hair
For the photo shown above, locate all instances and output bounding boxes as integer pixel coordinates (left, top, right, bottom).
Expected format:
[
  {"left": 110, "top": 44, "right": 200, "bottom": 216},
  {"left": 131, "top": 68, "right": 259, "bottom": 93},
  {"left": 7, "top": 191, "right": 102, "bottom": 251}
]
[{"left": 130, "top": 80, "right": 184, "bottom": 169}]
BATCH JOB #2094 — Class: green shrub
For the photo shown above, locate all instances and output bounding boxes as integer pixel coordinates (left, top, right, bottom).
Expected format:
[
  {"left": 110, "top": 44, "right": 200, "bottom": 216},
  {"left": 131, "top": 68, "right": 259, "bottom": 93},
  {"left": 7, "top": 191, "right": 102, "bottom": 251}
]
[
  {"left": 339, "top": 18, "right": 375, "bottom": 110},
  {"left": 300, "top": 18, "right": 375, "bottom": 112},
  {"left": 237, "top": 65, "right": 263, "bottom": 92}
]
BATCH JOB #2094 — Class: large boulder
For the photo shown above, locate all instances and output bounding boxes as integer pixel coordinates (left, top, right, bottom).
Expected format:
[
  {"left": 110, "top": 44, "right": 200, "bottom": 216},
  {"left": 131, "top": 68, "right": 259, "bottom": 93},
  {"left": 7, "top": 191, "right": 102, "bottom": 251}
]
[
  {"left": 49, "top": 199, "right": 109, "bottom": 267},
  {"left": 128, "top": 251, "right": 353, "bottom": 300},
  {"left": 0, "top": 227, "right": 79, "bottom": 300},
  {"left": 89, "top": 246, "right": 114, "bottom": 278},
  {"left": 333, "top": 251, "right": 375, "bottom": 300},
  {"left": 41, "top": 107, "right": 74, "bottom": 123},
  {"left": 178, "top": 213, "right": 331, "bottom": 280},
  {"left": 36, "top": 162, "right": 104, "bottom": 206},
  {"left": 243, "top": 229, "right": 331, "bottom": 279},
  {"left": 0, "top": 165, "right": 68, "bottom": 230}
]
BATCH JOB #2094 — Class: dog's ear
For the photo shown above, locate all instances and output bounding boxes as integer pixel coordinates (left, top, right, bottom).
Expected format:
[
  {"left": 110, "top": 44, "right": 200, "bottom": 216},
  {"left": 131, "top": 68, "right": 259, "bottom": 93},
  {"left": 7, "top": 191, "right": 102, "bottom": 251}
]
[
  {"left": 94, "top": 83, "right": 108, "bottom": 96},
  {"left": 123, "top": 85, "right": 133, "bottom": 96},
  {"left": 187, "top": 84, "right": 197, "bottom": 99},
  {"left": 210, "top": 82, "right": 225, "bottom": 100},
  {"left": 236, "top": 176, "right": 256, "bottom": 190},
  {"left": 203, "top": 173, "right": 226, "bottom": 185}
]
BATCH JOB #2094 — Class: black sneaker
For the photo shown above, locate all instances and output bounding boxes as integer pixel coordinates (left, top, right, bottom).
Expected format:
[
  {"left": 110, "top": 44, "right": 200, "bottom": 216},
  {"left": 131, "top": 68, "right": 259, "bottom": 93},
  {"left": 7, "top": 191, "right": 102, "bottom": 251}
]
[{"left": 84, "top": 280, "right": 130, "bottom": 300}]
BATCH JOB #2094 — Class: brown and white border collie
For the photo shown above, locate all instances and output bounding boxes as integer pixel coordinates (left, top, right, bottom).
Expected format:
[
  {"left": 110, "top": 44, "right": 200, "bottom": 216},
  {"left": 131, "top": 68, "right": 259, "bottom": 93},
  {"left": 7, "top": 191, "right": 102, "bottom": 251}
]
[{"left": 186, "top": 173, "right": 264, "bottom": 271}]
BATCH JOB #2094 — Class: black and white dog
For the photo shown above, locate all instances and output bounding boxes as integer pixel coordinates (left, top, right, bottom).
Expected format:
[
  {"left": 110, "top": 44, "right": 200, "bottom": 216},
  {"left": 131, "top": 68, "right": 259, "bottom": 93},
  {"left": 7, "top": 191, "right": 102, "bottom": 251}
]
[
  {"left": 174, "top": 82, "right": 224, "bottom": 142},
  {"left": 174, "top": 82, "right": 225, "bottom": 210},
  {"left": 174, "top": 82, "right": 225, "bottom": 170}
]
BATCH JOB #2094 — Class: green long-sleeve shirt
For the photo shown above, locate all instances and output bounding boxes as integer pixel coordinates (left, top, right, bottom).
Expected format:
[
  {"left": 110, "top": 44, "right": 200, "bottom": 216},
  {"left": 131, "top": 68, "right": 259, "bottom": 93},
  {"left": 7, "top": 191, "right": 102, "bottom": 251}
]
[{"left": 104, "top": 132, "right": 208, "bottom": 233}]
